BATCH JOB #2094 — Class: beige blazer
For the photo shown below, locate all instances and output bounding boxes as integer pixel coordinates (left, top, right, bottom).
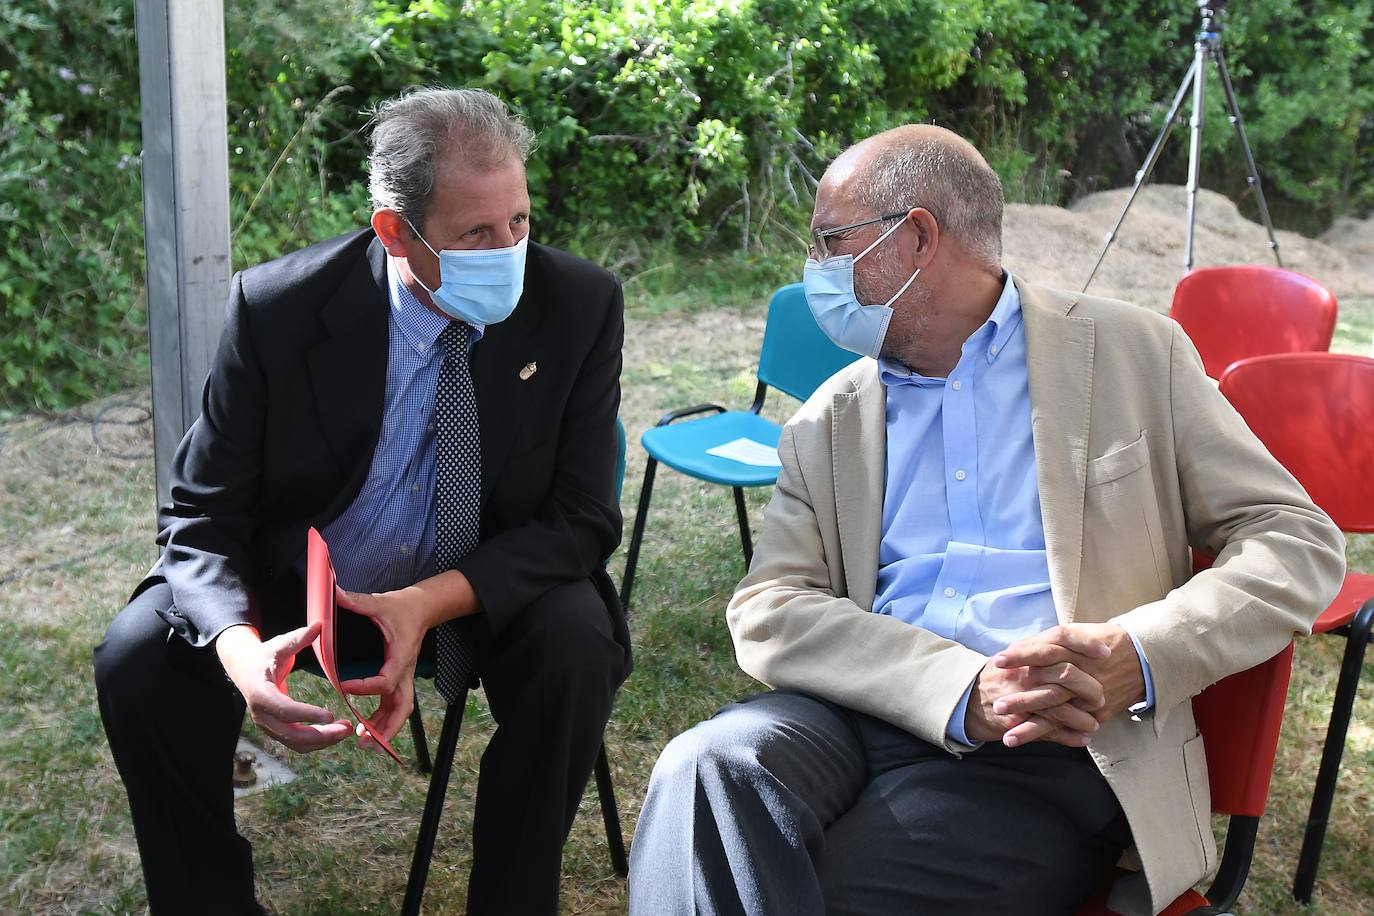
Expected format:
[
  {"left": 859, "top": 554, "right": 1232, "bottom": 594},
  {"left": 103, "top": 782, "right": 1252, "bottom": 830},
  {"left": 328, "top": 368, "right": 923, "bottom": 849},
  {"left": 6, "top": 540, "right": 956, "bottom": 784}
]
[{"left": 726, "top": 279, "right": 1345, "bottom": 915}]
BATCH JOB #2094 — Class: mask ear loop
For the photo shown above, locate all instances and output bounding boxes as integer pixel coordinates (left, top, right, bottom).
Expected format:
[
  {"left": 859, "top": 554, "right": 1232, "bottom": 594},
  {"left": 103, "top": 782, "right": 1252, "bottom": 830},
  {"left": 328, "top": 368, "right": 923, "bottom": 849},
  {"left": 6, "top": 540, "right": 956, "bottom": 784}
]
[
  {"left": 855, "top": 214, "right": 909, "bottom": 262},
  {"left": 402, "top": 218, "right": 442, "bottom": 296},
  {"left": 404, "top": 218, "right": 442, "bottom": 258},
  {"left": 855, "top": 215, "right": 919, "bottom": 308},
  {"left": 882, "top": 267, "right": 921, "bottom": 309}
]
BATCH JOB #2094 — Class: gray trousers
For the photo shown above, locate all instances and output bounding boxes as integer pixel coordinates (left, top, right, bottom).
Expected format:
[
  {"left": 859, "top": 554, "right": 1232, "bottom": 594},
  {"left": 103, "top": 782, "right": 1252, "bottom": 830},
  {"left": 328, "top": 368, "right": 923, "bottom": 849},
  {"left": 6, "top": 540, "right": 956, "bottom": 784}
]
[{"left": 628, "top": 690, "right": 1131, "bottom": 916}]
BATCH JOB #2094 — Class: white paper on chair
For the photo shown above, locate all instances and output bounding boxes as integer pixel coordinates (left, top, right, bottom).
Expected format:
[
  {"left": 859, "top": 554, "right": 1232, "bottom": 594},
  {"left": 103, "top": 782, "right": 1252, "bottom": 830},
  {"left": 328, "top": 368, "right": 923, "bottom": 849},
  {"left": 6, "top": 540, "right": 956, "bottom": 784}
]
[{"left": 705, "top": 437, "right": 781, "bottom": 467}]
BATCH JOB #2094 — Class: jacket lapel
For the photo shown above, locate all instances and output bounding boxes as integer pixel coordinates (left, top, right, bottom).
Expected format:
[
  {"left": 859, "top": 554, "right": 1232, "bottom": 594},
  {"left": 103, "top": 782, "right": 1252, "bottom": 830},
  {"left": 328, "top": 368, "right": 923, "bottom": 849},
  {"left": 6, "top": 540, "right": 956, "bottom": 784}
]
[
  {"left": 469, "top": 242, "right": 549, "bottom": 501},
  {"left": 832, "top": 362, "right": 886, "bottom": 611},
  {"left": 1019, "top": 280, "right": 1094, "bottom": 624},
  {"left": 305, "top": 235, "right": 389, "bottom": 521}
]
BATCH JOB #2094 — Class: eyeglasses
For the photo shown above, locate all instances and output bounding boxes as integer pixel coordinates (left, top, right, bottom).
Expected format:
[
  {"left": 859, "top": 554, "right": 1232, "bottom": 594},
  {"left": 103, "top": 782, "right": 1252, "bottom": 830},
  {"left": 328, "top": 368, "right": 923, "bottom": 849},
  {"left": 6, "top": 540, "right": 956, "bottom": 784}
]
[{"left": 810, "top": 211, "right": 909, "bottom": 260}]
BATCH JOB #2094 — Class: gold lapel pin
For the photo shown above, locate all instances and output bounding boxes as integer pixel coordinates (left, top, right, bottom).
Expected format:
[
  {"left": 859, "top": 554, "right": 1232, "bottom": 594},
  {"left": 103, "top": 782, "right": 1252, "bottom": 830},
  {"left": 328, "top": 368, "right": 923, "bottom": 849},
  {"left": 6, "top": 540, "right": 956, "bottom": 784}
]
[{"left": 519, "top": 361, "right": 538, "bottom": 381}]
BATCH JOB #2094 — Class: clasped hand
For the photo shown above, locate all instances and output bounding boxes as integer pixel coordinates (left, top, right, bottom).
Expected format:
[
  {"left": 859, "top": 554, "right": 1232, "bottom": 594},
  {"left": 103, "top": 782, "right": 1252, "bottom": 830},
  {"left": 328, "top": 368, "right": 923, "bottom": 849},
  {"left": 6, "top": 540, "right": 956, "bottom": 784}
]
[{"left": 964, "top": 623, "right": 1146, "bottom": 749}]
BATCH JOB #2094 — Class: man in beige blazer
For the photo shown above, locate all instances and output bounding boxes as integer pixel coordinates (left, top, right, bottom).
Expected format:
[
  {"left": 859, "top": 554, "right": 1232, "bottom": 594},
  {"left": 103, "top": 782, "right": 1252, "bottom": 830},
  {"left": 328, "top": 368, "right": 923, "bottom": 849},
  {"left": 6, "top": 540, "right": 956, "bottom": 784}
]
[{"left": 628, "top": 125, "right": 1344, "bottom": 915}]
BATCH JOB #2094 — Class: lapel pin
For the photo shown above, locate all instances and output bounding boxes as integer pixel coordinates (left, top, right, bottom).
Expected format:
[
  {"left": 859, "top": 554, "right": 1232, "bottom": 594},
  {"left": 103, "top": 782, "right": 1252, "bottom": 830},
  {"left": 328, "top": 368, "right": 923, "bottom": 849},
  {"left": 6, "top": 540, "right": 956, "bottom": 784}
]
[{"left": 519, "top": 361, "right": 538, "bottom": 381}]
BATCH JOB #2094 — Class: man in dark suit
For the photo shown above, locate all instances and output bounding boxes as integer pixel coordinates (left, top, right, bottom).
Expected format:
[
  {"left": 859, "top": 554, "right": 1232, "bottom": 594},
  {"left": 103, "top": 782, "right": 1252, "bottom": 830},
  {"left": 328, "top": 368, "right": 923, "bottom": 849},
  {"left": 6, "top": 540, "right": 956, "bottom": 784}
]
[{"left": 94, "top": 87, "right": 629, "bottom": 915}]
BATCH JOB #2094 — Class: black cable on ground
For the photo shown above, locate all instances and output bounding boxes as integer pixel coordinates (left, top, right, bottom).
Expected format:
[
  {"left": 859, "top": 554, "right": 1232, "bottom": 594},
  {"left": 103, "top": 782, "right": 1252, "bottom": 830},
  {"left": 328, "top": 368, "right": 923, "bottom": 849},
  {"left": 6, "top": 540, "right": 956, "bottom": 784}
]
[
  {"left": 0, "top": 400, "right": 153, "bottom": 460},
  {"left": 89, "top": 400, "right": 153, "bottom": 460}
]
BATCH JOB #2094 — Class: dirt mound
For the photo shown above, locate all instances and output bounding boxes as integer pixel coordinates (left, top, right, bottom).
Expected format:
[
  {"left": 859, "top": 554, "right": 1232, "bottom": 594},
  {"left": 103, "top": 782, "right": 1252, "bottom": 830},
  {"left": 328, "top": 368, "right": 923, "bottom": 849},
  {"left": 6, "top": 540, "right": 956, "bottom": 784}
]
[
  {"left": 1322, "top": 213, "right": 1374, "bottom": 265},
  {"left": 1001, "top": 185, "right": 1374, "bottom": 314}
]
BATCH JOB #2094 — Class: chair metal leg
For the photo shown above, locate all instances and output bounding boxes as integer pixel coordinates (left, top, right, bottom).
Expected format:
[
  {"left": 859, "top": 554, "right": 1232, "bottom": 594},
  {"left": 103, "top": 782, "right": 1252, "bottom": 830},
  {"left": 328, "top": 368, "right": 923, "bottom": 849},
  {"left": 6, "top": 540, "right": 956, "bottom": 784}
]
[
  {"left": 593, "top": 740, "right": 628, "bottom": 877},
  {"left": 732, "top": 486, "right": 753, "bottom": 567},
  {"left": 619, "top": 457, "right": 658, "bottom": 612},
  {"left": 1204, "top": 814, "right": 1259, "bottom": 911},
  {"left": 402, "top": 693, "right": 467, "bottom": 916},
  {"left": 1293, "top": 600, "right": 1373, "bottom": 903},
  {"left": 409, "top": 690, "right": 432, "bottom": 776}
]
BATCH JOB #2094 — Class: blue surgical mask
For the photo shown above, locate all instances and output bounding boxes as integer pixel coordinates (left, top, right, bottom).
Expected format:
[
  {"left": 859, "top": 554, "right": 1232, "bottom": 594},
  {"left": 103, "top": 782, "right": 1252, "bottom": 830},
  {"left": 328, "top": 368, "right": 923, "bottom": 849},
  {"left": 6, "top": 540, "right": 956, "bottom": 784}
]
[
  {"left": 408, "top": 223, "right": 528, "bottom": 326},
  {"left": 802, "top": 218, "right": 919, "bottom": 359}
]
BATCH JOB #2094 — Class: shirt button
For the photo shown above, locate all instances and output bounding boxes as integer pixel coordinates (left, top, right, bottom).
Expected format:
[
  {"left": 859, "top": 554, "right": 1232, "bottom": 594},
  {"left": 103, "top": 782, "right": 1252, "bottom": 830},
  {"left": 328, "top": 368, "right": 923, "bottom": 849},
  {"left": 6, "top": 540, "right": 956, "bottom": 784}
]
[
  {"left": 944, "top": 587, "right": 957, "bottom": 598},
  {"left": 427, "top": 423, "right": 436, "bottom": 432},
  {"left": 398, "top": 545, "right": 412, "bottom": 555},
  {"left": 410, "top": 484, "right": 420, "bottom": 493},
  {"left": 951, "top": 380, "right": 962, "bottom": 391},
  {"left": 954, "top": 469, "right": 967, "bottom": 481},
  {"left": 989, "top": 345, "right": 999, "bottom": 356}
]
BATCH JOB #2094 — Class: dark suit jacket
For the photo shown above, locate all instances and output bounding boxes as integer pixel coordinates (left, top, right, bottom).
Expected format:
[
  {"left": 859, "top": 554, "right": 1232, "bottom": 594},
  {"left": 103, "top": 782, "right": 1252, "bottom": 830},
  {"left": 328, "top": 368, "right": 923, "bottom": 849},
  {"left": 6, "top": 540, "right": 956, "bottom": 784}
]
[{"left": 145, "top": 228, "right": 629, "bottom": 669}]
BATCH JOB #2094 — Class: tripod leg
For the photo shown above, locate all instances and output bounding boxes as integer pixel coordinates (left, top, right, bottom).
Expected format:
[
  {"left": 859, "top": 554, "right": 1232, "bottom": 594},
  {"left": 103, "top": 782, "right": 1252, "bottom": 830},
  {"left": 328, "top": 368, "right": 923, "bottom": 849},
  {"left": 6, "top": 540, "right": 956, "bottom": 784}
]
[
  {"left": 1184, "top": 37, "right": 1209, "bottom": 273},
  {"left": 1213, "top": 47, "right": 1283, "bottom": 268},
  {"left": 1081, "top": 58, "right": 1198, "bottom": 293}
]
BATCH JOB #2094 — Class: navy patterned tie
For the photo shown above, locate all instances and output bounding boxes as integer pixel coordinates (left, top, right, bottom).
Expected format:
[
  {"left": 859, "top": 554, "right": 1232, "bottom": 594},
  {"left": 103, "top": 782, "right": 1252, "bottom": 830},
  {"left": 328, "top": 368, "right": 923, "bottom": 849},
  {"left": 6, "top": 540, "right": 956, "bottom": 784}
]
[{"left": 432, "top": 321, "right": 484, "bottom": 704}]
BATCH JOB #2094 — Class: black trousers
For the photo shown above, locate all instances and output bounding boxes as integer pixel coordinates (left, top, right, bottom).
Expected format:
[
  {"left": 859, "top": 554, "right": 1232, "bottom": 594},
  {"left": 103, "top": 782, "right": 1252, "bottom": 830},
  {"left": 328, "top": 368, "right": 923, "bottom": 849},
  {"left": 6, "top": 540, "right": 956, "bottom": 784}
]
[
  {"left": 630, "top": 690, "right": 1133, "bottom": 915},
  {"left": 93, "top": 576, "right": 626, "bottom": 915}
]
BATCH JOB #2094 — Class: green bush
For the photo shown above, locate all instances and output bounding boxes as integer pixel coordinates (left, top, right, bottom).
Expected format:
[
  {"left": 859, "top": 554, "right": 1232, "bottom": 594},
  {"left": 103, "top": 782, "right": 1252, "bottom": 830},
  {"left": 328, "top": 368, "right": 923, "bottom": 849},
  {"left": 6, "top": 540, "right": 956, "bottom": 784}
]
[
  {"left": 1211, "top": 0, "right": 1374, "bottom": 227},
  {"left": 1, "top": 0, "right": 1371, "bottom": 411},
  {"left": 220, "top": 0, "right": 376, "bottom": 268},
  {"left": 0, "top": 2, "right": 145, "bottom": 411}
]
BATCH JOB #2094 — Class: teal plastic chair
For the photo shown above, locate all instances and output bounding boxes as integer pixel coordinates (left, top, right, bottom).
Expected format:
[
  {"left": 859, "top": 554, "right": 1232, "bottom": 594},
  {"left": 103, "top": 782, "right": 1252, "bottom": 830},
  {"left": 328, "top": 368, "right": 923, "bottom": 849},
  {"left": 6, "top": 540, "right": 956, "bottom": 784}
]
[
  {"left": 300, "top": 418, "right": 630, "bottom": 914},
  {"left": 619, "top": 284, "right": 859, "bottom": 610}
]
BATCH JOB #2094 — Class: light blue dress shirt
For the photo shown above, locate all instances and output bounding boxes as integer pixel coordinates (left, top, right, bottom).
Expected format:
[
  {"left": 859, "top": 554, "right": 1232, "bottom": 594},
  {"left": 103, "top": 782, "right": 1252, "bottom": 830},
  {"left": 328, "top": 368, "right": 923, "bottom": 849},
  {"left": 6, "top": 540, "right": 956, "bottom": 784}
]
[
  {"left": 314, "top": 259, "right": 482, "bottom": 594},
  {"left": 873, "top": 273, "right": 1152, "bottom": 746}
]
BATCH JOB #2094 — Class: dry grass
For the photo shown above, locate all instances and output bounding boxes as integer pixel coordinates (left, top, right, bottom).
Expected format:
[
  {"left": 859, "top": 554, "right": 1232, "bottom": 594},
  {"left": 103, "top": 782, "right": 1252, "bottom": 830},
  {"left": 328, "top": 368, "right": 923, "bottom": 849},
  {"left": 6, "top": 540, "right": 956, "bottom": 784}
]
[{"left": 2, "top": 191, "right": 1373, "bottom": 914}]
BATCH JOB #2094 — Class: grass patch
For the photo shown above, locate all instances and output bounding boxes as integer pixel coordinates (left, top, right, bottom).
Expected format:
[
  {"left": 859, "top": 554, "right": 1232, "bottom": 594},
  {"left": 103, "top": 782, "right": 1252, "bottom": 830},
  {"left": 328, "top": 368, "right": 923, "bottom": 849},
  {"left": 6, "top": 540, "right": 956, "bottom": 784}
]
[
  {"left": 1332, "top": 297, "right": 1374, "bottom": 356},
  {"left": 614, "top": 243, "right": 803, "bottom": 321},
  {"left": 1, "top": 283, "right": 1371, "bottom": 914}
]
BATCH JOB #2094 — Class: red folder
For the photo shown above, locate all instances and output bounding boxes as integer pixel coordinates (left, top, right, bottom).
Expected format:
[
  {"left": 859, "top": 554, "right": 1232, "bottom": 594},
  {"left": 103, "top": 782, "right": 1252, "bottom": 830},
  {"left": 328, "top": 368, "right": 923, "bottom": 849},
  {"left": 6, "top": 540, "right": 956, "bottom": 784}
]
[{"left": 306, "top": 527, "right": 404, "bottom": 765}]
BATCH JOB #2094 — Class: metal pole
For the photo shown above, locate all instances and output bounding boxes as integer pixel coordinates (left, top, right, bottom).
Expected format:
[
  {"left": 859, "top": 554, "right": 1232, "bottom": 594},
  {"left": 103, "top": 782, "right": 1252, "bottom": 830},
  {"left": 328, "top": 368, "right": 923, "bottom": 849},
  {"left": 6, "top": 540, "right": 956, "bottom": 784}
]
[
  {"left": 1183, "top": 32, "right": 1210, "bottom": 273},
  {"left": 1081, "top": 59, "right": 1198, "bottom": 292},
  {"left": 1213, "top": 47, "right": 1284, "bottom": 267},
  {"left": 135, "top": 0, "right": 233, "bottom": 510},
  {"left": 1081, "top": 2, "right": 1281, "bottom": 292}
]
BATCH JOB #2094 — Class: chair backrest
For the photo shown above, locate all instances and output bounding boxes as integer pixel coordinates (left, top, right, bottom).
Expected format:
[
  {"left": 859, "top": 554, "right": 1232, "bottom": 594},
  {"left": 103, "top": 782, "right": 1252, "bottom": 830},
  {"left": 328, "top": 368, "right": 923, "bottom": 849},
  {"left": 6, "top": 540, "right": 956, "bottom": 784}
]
[
  {"left": 756, "top": 283, "right": 861, "bottom": 403},
  {"left": 1169, "top": 265, "right": 1337, "bottom": 380},
  {"left": 1194, "top": 639, "right": 1295, "bottom": 816},
  {"left": 1218, "top": 352, "right": 1374, "bottom": 533},
  {"left": 1188, "top": 550, "right": 1295, "bottom": 817}
]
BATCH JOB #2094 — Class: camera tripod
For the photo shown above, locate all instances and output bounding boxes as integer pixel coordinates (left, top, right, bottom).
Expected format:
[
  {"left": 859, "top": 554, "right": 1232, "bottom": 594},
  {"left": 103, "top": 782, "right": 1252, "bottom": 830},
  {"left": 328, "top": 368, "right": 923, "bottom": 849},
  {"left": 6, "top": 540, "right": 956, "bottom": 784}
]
[{"left": 1082, "top": 0, "right": 1282, "bottom": 292}]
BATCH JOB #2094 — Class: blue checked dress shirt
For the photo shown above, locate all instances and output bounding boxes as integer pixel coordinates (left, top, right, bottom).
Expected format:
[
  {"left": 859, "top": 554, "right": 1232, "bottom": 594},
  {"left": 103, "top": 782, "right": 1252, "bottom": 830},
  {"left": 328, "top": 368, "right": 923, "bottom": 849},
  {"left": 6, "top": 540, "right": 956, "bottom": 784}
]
[
  {"left": 873, "top": 273, "right": 1153, "bottom": 747},
  {"left": 315, "top": 259, "right": 483, "bottom": 594}
]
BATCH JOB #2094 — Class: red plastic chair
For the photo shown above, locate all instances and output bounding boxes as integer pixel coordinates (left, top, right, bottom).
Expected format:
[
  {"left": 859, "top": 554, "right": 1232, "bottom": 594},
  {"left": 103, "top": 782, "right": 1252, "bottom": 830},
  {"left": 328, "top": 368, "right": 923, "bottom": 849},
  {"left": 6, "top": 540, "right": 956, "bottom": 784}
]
[
  {"left": 1217, "top": 352, "right": 1374, "bottom": 902},
  {"left": 1169, "top": 266, "right": 1337, "bottom": 380},
  {"left": 1077, "top": 575, "right": 1296, "bottom": 916}
]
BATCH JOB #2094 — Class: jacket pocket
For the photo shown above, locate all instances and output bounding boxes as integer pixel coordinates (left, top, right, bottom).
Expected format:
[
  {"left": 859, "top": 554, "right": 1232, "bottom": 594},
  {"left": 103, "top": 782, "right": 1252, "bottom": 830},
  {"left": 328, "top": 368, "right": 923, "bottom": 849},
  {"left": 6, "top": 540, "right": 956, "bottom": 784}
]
[
  {"left": 1182, "top": 733, "right": 1215, "bottom": 875},
  {"left": 1083, "top": 430, "right": 1173, "bottom": 599},
  {"left": 1087, "top": 432, "right": 1149, "bottom": 486}
]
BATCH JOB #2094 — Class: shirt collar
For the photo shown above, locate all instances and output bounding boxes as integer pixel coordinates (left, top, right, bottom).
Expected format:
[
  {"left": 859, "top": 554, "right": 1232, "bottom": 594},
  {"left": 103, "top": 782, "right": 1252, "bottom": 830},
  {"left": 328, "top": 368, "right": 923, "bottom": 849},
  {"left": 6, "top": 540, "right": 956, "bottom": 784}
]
[
  {"left": 878, "top": 271, "right": 1020, "bottom": 387},
  {"left": 386, "top": 256, "right": 483, "bottom": 354},
  {"left": 878, "top": 359, "right": 943, "bottom": 388},
  {"left": 984, "top": 271, "right": 1021, "bottom": 364}
]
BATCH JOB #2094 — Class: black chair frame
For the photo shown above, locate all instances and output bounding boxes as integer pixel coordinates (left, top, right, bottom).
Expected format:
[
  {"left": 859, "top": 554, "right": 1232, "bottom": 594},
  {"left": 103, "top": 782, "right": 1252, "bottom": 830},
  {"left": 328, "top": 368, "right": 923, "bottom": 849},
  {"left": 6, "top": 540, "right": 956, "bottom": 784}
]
[
  {"left": 1293, "top": 597, "right": 1374, "bottom": 903},
  {"left": 1200, "top": 813, "right": 1260, "bottom": 914},
  {"left": 400, "top": 682, "right": 627, "bottom": 915},
  {"left": 300, "top": 654, "right": 626, "bottom": 911},
  {"left": 620, "top": 379, "right": 773, "bottom": 611}
]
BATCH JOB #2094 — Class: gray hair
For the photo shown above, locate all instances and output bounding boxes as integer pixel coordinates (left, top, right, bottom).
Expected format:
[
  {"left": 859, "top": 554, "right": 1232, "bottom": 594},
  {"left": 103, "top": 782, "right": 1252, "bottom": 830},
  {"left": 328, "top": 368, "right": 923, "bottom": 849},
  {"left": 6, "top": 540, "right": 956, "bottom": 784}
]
[
  {"left": 848, "top": 135, "right": 1005, "bottom": 265},
  {"left": 367, "top": 87, "right": 535, "bottom": 231}
]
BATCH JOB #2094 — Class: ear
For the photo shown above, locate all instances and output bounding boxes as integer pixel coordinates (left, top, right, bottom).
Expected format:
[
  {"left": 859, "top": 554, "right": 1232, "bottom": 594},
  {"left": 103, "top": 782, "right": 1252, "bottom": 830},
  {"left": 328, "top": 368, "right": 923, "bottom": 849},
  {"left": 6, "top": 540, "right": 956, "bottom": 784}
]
[
  {"left": 371, "top": 209, "right": 415, "bottom": 258},
  {"left": 903, "top": 207, "right": 940, "bottom": 270}
]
